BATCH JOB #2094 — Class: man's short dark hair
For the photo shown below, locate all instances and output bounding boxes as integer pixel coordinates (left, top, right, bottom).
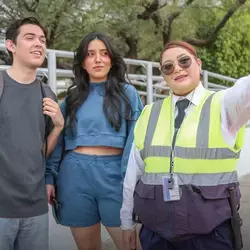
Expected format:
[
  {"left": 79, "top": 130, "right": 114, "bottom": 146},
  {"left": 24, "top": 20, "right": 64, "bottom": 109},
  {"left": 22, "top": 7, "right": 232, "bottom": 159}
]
[{"left": 5, "top": 17, "right": 47, "bottom": 59}]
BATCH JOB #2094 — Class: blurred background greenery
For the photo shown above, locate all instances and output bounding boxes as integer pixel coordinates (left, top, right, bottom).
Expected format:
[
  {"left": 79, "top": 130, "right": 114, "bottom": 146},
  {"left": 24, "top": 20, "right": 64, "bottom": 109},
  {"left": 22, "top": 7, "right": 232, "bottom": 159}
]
[{"left": 0, "top": 0, "right": 249, "bottom": 88}]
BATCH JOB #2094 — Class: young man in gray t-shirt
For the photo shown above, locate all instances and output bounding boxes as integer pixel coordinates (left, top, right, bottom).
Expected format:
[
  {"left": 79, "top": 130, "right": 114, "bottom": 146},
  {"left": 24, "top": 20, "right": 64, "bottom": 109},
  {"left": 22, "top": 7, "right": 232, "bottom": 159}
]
[{"left": 0, "top": 17, "right": 64, "bottom": 250}]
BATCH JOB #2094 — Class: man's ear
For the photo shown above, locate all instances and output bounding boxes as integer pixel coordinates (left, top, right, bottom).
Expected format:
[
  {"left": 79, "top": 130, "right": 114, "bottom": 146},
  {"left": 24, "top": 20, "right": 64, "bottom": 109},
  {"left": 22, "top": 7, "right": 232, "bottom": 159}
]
[{"left": 5, "top": 39, "right": 15, "bottom": 54}]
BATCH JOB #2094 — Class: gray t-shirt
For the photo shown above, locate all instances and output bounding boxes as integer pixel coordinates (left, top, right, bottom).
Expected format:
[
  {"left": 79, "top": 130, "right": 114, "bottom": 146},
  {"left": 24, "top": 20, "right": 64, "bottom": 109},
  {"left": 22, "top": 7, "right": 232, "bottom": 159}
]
[{"left": 0, "top": 71, "right": 48, "bottom": 218}]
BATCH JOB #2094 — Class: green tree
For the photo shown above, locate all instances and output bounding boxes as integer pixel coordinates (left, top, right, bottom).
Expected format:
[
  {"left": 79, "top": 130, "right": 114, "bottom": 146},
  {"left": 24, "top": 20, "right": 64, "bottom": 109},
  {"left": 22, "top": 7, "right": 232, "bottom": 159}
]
[
  {"left": 196, "top": 2, "right": 250, "bottom": 83},
  {"left": 0, "top": 0, "right": 249, "bottom": 80}
]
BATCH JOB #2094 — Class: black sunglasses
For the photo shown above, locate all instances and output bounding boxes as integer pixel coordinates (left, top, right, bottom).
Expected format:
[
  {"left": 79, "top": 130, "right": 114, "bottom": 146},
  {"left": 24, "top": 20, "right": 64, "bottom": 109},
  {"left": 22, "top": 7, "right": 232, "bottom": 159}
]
[{"left": 160, "top": 56, "right": 192, "bottom": 76}]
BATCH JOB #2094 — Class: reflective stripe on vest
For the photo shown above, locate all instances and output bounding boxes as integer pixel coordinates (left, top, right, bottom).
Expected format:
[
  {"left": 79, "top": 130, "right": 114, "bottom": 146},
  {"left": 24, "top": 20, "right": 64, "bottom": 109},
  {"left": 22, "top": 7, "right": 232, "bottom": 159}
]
[
  {"left": 138, "top": 91, "right": 244, "bottom": 186},
  {"left": 140, "top": 171, "right": 238, "bottom": 186}
]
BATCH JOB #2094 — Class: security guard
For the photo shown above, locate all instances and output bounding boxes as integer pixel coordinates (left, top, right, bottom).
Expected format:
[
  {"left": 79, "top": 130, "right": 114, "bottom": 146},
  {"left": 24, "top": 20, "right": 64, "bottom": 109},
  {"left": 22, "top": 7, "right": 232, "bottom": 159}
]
[{"left": 121, "top": 41, "right": 250, "bottom": 250}]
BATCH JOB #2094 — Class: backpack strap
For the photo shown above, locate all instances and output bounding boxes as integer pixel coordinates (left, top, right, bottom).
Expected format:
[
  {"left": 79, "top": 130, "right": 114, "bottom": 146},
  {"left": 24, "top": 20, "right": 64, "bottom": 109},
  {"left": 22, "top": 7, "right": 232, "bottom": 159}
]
[
  {"left": 40, "top": 81, "right": 66, "bottom": 166},
  {"left": 40, "top": 81, "right": 57, "bottom": 102},
  {"left": 0, "top": 71, "right": 4, "bottom": 100},
  {"left": 39, "top": 80, "right": 57, "bottom": 159}
]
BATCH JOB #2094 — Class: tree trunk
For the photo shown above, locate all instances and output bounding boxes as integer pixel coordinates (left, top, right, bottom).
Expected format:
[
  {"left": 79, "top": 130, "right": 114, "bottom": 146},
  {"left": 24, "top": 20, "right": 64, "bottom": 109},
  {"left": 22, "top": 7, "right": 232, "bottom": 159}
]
[
  {"left": 124, "top": 37, "right": 138, "bottom": 59},
  {"left": 162, "top": 12, "right": 181, "bottom": 45},
  {"left": 124, "top": 36, "right": 138, "bottom": 74},
  {"left": 184, "top": 0, "right": 247, "bottom": 47}
]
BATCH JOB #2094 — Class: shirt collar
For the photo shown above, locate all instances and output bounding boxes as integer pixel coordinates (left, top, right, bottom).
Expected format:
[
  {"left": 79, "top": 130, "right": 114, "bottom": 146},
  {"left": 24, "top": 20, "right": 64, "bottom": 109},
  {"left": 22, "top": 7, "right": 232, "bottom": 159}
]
[{"left": 172, "top": 82, "right": 206, "bottom": 107}]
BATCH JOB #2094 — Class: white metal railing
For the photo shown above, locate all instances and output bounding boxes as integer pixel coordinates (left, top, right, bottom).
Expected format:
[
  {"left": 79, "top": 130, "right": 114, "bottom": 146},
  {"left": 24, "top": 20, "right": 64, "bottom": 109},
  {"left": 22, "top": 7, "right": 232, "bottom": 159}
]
[{"left": 0, "top": 43, "right": 237, "bottom": 104}]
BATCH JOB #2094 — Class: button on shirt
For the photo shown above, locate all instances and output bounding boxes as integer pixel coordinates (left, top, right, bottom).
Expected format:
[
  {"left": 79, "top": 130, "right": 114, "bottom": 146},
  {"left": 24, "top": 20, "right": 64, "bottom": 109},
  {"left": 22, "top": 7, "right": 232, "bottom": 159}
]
[{"left": 121, "top": 76, "right": 250, "bottom": 230}]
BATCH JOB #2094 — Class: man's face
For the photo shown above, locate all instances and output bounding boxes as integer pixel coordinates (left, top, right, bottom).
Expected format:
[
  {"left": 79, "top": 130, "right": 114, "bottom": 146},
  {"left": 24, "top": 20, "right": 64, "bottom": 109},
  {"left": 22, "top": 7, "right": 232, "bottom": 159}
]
[{"left": 6, "top": 24, "right": 46, "bottom": 69}]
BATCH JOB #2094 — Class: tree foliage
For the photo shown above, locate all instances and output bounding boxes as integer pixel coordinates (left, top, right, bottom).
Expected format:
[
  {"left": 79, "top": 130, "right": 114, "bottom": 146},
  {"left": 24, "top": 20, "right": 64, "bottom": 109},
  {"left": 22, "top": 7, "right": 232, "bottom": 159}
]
[
  {"left": 0, "top": 0, "right": 249, "bottom": 82},
  {"left": 196, "top": 0, "right": 250, "bottom": 81}
]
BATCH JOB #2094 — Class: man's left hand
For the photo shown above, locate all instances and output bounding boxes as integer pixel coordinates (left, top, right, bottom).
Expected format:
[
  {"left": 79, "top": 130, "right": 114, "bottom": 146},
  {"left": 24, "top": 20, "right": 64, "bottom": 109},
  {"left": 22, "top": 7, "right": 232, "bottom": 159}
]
[{"left": 43, "top": 98, "right": 64, "bottom": 130}]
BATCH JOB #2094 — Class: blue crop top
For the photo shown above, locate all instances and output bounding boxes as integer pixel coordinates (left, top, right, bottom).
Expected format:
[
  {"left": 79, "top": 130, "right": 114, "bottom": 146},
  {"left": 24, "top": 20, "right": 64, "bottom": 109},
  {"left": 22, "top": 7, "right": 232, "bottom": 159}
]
[{"left": 46, "top": 82, "right": 143, "bottom": 185}]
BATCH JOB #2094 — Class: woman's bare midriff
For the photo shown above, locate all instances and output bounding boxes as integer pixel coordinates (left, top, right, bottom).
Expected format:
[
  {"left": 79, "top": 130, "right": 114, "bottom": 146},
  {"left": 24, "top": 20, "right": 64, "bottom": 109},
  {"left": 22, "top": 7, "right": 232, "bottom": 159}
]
[{"left": 74, "top": 146, "right": 123, "bottom": 155}]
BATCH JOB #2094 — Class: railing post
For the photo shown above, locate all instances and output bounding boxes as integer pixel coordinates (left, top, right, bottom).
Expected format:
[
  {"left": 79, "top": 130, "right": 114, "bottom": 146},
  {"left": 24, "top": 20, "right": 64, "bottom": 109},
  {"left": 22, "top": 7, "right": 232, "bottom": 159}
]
[
  {"left": 146, "top": 62, "right": 153, "bottom": 104},
  {"left": 47, "top": 51, "right": 57, "bottom": 93},
  {"left": 202, "top": 70, "right": 208, "bottom": 89}
]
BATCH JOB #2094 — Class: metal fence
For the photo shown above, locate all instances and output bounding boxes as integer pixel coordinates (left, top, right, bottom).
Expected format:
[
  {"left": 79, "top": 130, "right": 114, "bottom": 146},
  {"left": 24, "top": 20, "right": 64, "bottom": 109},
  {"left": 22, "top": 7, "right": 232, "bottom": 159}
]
[{"left": 0, "top": 43, "right": 237, "bottom": 105}]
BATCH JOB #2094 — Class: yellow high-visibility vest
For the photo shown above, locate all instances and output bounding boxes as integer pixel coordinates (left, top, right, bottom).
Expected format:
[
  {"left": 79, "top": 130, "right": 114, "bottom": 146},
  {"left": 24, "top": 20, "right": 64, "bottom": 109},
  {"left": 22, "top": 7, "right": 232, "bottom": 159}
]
[{"left": 134, "top": 90, "right": 245, "bottom": 186}]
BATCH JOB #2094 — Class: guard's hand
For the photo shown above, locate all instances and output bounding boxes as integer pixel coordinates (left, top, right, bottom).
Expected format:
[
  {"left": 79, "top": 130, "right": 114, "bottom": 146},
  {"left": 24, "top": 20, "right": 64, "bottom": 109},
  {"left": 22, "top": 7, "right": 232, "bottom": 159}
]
[
  {"left": 43, "top": 98, "right": 64, "bottom": 130},
  {"left": 46, "top": 184, "right": 55, "bottom": 205},
  {"left": 123, "top": 229, "right": 136, "bottom": 250}
]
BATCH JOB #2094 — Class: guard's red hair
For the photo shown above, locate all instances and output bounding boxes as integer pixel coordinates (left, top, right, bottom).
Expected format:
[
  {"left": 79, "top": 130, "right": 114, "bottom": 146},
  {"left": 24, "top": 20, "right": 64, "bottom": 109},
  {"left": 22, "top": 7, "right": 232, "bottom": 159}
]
[{"left": 160, "top": 41, "right": 197, "bottom": 64}]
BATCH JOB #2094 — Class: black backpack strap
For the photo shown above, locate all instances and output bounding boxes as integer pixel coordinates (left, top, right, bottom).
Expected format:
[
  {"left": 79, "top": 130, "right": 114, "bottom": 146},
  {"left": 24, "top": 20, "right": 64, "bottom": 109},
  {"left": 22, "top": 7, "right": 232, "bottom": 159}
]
[
  {"left": 40, "top": 81, "right": 50, "bottom": 159},
  {"left": 0, "top": 71, "right": 4, "bottom": 101},
  {"left": 40, "top": 81, "right": 66, "bottom": 166},
  {"left": 40, "top": 80, "right": 57, "bottom": 159},
  {"left": 40, "top": 81, "right": 57, "bottom": 101}
]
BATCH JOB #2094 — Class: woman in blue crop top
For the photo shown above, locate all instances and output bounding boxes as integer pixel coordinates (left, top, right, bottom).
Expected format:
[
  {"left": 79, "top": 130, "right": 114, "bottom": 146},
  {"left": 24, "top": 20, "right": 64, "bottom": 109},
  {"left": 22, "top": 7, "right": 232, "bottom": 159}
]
[{"left": 46, "top": 32, "right": 143, "bottom": 250}]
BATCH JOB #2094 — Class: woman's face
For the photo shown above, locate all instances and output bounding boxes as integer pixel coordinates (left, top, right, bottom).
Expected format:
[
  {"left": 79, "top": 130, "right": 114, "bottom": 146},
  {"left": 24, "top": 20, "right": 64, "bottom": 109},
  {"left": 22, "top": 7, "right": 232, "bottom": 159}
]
[
  {"left": 160, "top": 47, "right": 202, "bottom": 96},
  {"left": 82, "top": 39, "right": 112, "bottom": 83}
]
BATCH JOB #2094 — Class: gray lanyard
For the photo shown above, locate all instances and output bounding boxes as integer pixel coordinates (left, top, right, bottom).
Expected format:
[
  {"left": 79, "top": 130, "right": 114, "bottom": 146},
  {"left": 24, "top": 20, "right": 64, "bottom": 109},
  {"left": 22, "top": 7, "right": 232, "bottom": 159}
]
[{"left": 168, "top": 92, "right": 194, "bottom": 188}]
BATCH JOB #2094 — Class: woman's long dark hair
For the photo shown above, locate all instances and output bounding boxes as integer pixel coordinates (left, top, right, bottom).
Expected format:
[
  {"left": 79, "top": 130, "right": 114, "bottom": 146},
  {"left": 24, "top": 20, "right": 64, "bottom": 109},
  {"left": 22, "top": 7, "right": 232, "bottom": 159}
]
[{"left": 66, "top": 32, "right": 132, "bottom": 131}]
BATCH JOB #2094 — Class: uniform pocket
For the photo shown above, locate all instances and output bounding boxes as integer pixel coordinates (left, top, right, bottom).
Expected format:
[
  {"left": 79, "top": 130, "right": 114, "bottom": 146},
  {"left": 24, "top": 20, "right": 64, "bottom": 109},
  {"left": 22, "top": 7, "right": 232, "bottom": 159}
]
[
  {"left": 133, "top": 181, "right": 157, "bottom": 228},
  {"left": 182, "top": 185, "right": 233, "bottom": 235},
  {"left": 134, "top": 181, "right": 155, "bottom": 199}
]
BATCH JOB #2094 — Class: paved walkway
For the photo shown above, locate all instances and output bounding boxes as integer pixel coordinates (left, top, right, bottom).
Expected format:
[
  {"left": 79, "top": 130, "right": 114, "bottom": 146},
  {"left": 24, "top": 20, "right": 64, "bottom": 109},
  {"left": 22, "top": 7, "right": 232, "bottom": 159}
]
[
  {"left": 49, "top": 129, "right": 250, "bottom": 250},
  {"left": 49, "top": 212, "right": 115, "bottom": 250}
]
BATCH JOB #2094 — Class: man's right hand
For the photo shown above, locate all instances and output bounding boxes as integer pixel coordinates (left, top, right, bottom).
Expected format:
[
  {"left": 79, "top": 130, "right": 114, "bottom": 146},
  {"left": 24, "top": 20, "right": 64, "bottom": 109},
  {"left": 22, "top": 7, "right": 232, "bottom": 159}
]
[
  {"left": 123, "top": 229, "right": 136, "bottom": 250},
  {"left": 46, "top": 184, "right": 55, "bottom": 205}
]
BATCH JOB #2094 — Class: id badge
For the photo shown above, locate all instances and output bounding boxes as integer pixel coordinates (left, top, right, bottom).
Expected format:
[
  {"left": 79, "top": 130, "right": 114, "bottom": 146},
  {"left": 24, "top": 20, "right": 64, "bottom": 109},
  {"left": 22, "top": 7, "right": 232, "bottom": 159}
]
[{"left": 162, "top": 174, "right": 181, "bottom": 202}]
